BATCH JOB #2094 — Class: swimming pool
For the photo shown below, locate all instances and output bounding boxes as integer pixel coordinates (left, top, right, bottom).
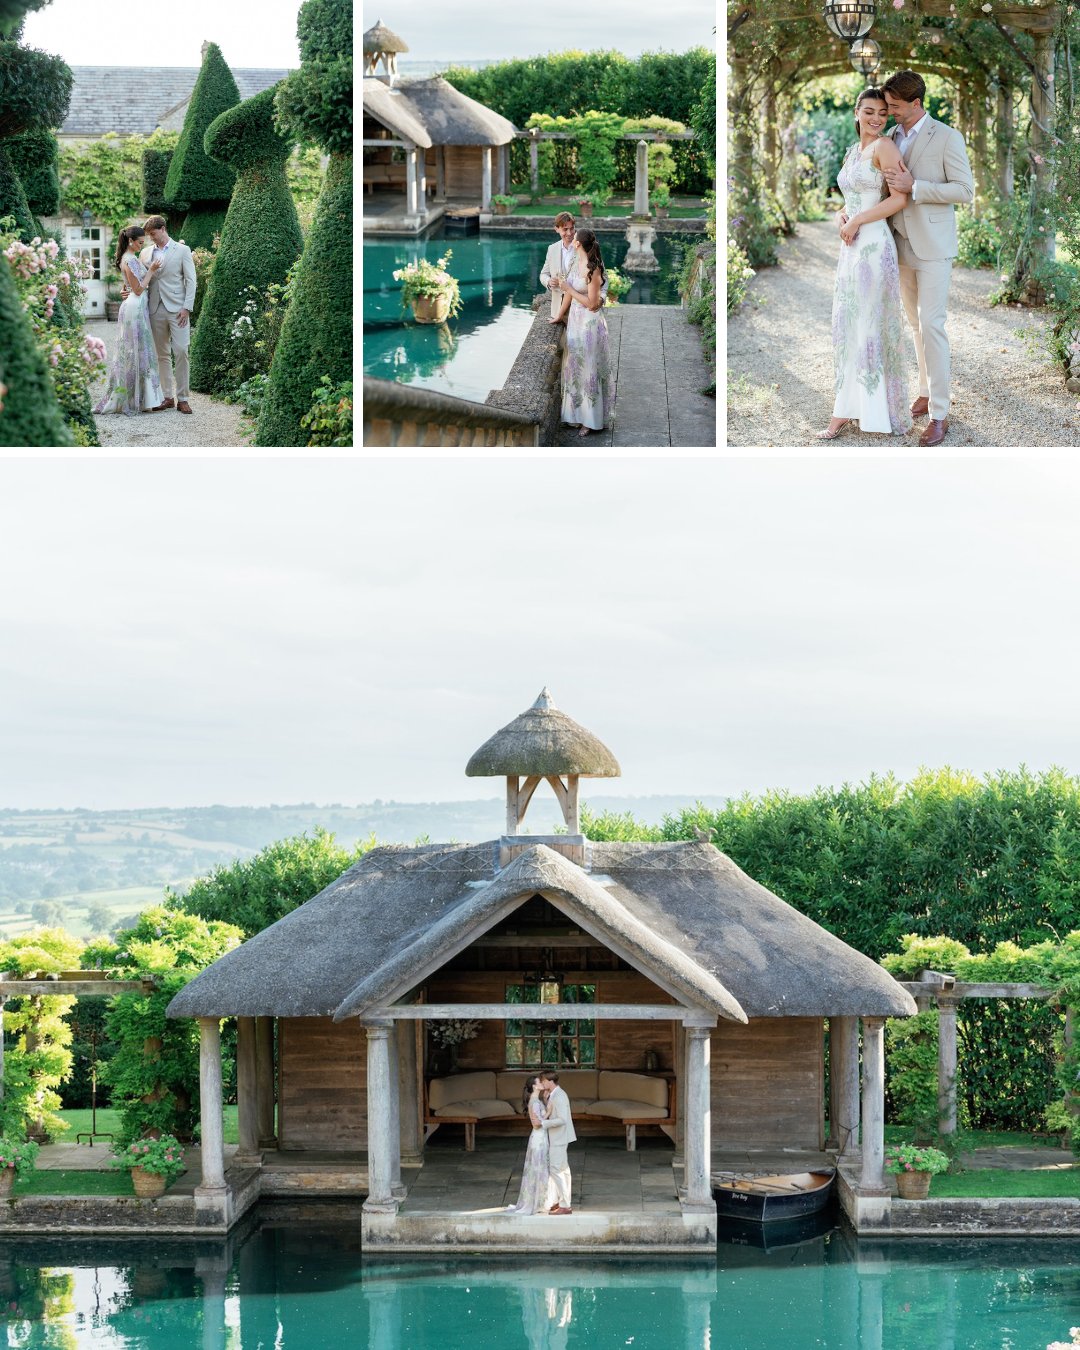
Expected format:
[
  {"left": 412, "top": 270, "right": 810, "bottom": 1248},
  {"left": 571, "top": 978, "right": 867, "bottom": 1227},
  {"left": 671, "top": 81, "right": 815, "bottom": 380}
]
[
  {"left": 363, "top": 228, "right": 699, "bottom": 404},
  {"left": 4, "top": 1211, "right": 1079, "bottom": 1349}
]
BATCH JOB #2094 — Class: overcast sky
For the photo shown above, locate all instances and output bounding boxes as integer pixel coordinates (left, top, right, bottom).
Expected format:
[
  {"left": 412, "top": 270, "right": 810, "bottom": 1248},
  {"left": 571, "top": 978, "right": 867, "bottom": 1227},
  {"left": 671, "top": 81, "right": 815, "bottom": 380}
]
[
  {"left": 372, "top": 0, "right": 717, "bottom": 63},
  {"left": 0, "top": 455, "right": 1077, "bottom": 811},
  {"left": 19, "top": 0, "right": 300, "bottom": 67}
]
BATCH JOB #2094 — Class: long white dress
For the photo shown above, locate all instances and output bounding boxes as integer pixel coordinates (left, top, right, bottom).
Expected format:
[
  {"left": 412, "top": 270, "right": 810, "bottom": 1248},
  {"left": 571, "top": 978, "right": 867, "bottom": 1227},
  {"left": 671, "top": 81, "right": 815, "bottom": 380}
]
[
  {"left": 505, "top": 1098, "right": 555, "bottom": 1215},
  {"left": 560, "top": 258, "right": 613, "bottom": 432},
  {"left": 829, "top": 141, "right": 913, "bottom": 435},
  {"left": 94, "top": 254, "right": 164, "bottom": 416}
]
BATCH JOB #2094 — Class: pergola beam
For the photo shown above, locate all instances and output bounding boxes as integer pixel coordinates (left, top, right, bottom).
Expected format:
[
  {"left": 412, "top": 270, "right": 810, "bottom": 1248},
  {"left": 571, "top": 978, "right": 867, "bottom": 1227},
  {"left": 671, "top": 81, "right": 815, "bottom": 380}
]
[{"left": 366, "top": 1002, "right": 697, "bottom": 1021}]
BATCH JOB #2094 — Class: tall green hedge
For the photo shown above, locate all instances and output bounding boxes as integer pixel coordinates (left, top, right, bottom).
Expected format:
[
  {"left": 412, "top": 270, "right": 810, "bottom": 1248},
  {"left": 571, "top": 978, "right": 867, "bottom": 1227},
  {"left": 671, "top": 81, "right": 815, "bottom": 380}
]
[
  {"left": 0, "top": 257, "right": 73, "bottom": 446},
  {"left": 255, "top": 151, "right": 350, "bottom": 446},
  {"left": 189, "top": 86, "right": 304, "bottom": 394},
  {"left": 0, "top": 143, "right": 34, "bottom": 239},
  {"left": 164, "top": 41, "right": 239, "bottom": 250},
  {"left": 140, "top": 146, "right": 184, "bottom": 238},
  {"left": 6, "top": 127, "right": 59, "bottom": 217}
]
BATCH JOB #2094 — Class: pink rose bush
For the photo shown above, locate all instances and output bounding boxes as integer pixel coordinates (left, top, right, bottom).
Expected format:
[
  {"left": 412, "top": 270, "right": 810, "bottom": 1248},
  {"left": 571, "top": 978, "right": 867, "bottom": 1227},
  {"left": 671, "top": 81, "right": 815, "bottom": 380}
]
[{"left": 1, "top": 219, "right": 104, "bottom": 447}]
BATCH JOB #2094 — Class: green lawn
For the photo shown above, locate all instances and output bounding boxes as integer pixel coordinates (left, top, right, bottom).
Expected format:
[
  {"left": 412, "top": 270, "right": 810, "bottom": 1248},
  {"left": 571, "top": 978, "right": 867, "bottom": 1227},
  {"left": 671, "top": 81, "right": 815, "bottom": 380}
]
[
  {"left": 504, "top": 202, "right": 706, "bottom": 219},
  {"left": 929, "top": 1167, "right": 1080, "bottom": 1199},
  {"left": 14, "top": 1169, "right": 135, "bottom": 1197},
  {"left": 53, "top": 1105, "right": 239, "bottom": 1145}
]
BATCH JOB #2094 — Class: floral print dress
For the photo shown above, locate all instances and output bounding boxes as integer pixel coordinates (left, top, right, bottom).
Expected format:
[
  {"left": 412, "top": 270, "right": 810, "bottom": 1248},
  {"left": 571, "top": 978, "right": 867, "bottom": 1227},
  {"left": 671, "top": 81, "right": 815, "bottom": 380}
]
[
  {"left": 560, "top": 259, "right": 613, "bottom": 432},
  {"left": 94, "top": 254, "right": 164, "bottom": 416},
  {"left": 505, "top": 1098, "right": 554, "bottom": 1215},
  {"left": 830, "top": 142, "right": 912, "bottom": 436}
]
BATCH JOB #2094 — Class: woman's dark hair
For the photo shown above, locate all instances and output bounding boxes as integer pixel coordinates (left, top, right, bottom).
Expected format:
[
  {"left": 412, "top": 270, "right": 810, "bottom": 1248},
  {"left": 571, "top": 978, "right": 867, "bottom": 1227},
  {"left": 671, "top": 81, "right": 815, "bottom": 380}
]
[
  {"left": 113, "top": 224, "right": 146, "bottom": 271},
  {"left": 854, "top": 87, "right": 886, "bottom": 131},
  {"left": 575, "top": 228, "right": 606, "bottom": 288},
  {"left": 522, "top": 1074, "right": 542, "bottom": 1114}
]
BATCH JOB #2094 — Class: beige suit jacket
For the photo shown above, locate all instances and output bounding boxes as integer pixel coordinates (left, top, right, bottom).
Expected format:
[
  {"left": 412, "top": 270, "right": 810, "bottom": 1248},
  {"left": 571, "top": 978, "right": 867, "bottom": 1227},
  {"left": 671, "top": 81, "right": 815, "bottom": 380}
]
[
  {"left": 539, "top": 240, "right": 608, "bottom": 316},
  {"left": 540, "top": 1085, "right": 577, "bottom": 1148},
  {"left": 139, "top": 238, "right": 197, "bottom": 314},
  {"left": 888, "top": 117, "right": 974, "bottom": 262}
]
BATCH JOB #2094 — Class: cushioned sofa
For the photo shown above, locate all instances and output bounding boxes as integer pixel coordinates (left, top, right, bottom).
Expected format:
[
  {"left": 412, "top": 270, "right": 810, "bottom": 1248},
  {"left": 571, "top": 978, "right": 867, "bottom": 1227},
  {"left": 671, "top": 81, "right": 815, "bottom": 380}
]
[{"left": 424, "top": 1069, "right": 674, "bottom": 1151}]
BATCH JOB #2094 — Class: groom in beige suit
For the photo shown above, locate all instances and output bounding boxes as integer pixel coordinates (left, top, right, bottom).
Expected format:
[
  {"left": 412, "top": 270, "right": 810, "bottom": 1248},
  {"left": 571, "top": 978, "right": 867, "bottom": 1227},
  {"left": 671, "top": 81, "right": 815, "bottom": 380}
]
[
  {"left": 881, "top": 70, "right": 974, "bottom": 447},
  {"left": 140, "top": 215, "right": 197, "bottom": 414},
  {"left": 539, "top": 1072, "right": 576, "bottom": 1214}
]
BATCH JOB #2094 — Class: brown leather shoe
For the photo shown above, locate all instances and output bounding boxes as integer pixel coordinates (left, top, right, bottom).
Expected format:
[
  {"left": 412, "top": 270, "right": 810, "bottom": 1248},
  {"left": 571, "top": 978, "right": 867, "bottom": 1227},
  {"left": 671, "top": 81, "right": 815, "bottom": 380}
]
[
  {"left": 151, "top": 398, "right": 175, "bottom": 412},
  {"left": 548, "top": 1204, "right": 561, "bottom": 1214},
  {"left": 910, "top": 396, "right": 930, "bottom": 418},
  {"left": 919, "top": 417, "right": 949, "bottom": 447},
  {"left": 553, "top": 1207, "right": 573, "bottom": 1215},
  {"left": 177, "top": 400, "right": 193, "bottom": 414}
]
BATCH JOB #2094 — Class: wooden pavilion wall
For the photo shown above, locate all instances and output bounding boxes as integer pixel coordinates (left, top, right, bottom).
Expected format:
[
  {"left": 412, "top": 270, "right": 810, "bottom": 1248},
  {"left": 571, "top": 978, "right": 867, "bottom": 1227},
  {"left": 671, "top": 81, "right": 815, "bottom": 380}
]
[
  {"left": 278, "top": 1016, "right": 368, "bottom": 1150},
  {"left": 710, "top": 1016, "right": 824, "bottom": 1150},
  {"left": 438, "top": 145, "right": 483, "bottom": 198}
]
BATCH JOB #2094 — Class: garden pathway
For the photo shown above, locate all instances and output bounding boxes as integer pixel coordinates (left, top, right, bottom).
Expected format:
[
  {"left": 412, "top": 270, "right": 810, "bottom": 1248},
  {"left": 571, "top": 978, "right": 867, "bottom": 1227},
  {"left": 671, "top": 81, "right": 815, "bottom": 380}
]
[
  {"left": 553, "top": 305, "right": 716, "bottom": 448},
  {"left": 728, "top": 218, "right": 1080, "bottom": 449},
  {"left": 86, "top": 319, "right": 252, "bottom": 449}
]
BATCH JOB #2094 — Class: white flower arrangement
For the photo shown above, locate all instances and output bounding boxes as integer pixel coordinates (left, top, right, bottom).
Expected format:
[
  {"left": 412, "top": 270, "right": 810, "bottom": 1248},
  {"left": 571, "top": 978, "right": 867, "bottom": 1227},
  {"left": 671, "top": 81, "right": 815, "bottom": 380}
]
[{"left": 429, "top": 1019, "right": 480, "bottom": 1048}]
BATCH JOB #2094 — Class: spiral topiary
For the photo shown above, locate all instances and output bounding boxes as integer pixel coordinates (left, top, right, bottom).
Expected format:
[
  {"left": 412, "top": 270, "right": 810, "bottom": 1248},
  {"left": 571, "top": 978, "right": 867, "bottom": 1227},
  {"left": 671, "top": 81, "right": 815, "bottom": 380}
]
[
  {"left": 163, "top": 41, "right": 239, "bottom": 249},
  {"left": 189, "top": 85, "right": 304, "bottom": 394},
  {"left": 257, "top": 0, "right": 352, "bottom": 446}
]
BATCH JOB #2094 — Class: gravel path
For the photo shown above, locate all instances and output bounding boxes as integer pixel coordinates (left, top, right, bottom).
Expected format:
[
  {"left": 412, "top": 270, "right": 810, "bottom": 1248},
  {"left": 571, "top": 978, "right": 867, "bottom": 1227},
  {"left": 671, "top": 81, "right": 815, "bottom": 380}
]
[
  {"left": 88, "top": 319, "right": 252, "bottom": 449},
  {"left": 727, "top": 218, "right": 1080, "bottom": 448}
]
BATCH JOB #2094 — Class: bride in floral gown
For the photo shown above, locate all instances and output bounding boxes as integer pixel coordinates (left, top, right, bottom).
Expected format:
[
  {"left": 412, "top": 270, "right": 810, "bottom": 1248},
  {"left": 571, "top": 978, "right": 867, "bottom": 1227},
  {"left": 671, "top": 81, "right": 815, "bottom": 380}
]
[
  {"left": 95, "top": 224, "right": 164, "bottom": 417},
  {"left": 550, "top": 228, "right": 613, "bottom": 438},
  {"left": 505, "top": 1076, "right": 555, "bottom": 1215},
  {"left": 818, "top": 89, "right": 913, "bottom": 440}
]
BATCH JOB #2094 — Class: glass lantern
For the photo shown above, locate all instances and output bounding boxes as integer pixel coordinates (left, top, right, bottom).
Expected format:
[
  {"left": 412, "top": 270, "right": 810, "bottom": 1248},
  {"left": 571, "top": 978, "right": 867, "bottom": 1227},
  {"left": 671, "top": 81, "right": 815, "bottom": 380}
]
[
  {"left": 822, "top": 0, "right": 877, "bottom": 41},
  {"left": 849, "top": 36, "right": 883, "bottom": 77}
]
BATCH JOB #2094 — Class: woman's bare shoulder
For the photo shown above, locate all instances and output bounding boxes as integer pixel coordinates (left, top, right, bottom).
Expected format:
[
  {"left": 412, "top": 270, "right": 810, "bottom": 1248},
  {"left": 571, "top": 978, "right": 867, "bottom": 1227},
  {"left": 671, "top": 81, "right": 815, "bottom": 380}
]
[{"left": 875, "top": 135, "right": 902, "bottom": 165}]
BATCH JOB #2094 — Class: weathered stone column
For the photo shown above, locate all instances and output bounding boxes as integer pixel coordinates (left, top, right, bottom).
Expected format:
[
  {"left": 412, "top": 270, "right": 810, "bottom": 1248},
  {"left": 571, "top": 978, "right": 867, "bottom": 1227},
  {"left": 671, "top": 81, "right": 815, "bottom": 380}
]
[
  {"left": 1030, "top": 30, "right": 1056, "bottom": 267},
  {"left": 937, "top": 995, "right": 959, "bottom": 1135},
  {"left": 683, "top": 1018, "right": 714, "bottom": 1208},
  {"left": 197, "top": 1017, "right": 226, "bottom": 1194},
  {"left": 235, "top": 1017, "right": 260, "bottom": 1165},
  {"left": 633, "top": 139, "right": 649, "bottom": 216},
  {"left": 363, "top": 1020, "right": 397, "bottom": 1212},
  {"left": 833, "top": 1015, "right": 860, "bottom": 1158},
  {"left": 416, "top": 149, "right": 428, "bottom": 220},
  {"left": 529, "top": 132, "right": 539, "bottom": 196},
  {"left": 386, "top": 1022, "right": 404, "bottom": 1197},
  {"left": 481, "top": 147, "right": 492, "bottom": 211},
  {"left": 256, "top": 1016, "right": 276, "bottom": 1148},
  {"left": 860, "top": 1017, "right": 887, "bottom": 1194},
  {"left": 996, "top": 79, "right": 1014, "bottom": 200}
]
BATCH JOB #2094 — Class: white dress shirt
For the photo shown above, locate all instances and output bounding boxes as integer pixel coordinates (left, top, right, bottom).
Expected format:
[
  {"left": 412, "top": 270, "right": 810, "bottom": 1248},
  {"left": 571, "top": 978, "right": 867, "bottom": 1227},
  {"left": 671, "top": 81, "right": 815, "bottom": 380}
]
[{"left": 895, "top": 113, "right": 928, "bottom": 200}]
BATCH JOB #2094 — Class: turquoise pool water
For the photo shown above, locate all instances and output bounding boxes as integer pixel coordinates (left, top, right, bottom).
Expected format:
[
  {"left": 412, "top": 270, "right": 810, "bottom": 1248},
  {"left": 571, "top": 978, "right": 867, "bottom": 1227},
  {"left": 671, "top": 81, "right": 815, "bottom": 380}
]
[
  {"left": 4, "top": 1213, "right": 1079, "bottom": 1349},
  {"left": 363, "top": 228, "right": 699, "bottom": 404}
]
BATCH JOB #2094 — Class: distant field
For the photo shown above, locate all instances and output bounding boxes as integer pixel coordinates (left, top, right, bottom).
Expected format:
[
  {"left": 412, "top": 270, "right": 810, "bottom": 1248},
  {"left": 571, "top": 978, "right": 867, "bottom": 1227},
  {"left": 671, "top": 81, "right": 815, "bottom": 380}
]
[{"left": 0, "top": 883, "right": 181, "bottom": 940}]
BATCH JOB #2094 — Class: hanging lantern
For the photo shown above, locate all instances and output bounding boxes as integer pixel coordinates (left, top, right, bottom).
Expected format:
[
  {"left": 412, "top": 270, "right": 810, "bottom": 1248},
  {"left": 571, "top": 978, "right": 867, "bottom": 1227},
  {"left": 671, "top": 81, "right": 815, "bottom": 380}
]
[
  {"left": 849, "top": 36, "right": 883, "bottom": 77},
  {"left": 822, "top": 0, "right": 877, "bottom": 41}
]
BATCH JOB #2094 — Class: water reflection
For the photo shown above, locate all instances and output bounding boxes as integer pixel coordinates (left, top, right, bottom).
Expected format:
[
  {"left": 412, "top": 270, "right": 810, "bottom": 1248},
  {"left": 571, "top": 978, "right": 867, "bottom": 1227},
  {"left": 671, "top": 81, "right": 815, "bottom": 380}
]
[{"left": 2, "top": 1215, "right": 1079, "bottom": 1350}]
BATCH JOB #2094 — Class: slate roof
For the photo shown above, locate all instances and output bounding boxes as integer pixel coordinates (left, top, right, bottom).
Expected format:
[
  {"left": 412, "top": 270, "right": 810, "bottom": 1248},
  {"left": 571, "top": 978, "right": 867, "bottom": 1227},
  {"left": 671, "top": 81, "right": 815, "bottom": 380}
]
[
  {"left": 466, "top": 689, "right": 620, "bottom": 779},
  {"left": 60, "top": 67, "right": 292, "bottom": 138},
  {"left": 166, "top": 840, "right": 917, "bottom": 1022}
]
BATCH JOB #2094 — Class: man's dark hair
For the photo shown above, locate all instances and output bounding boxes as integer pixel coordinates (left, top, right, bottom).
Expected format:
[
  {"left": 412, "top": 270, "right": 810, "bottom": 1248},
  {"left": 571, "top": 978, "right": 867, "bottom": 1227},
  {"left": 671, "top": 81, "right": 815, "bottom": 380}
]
[
  {"left": 882, "top": 70, "right": 926, "bottom": 106},
  {"left": 143, "top": 214, "right": 167, "bottom": 231},
  {"left": 543, "top": 1070, "right": 560, "bottom": 1084}
]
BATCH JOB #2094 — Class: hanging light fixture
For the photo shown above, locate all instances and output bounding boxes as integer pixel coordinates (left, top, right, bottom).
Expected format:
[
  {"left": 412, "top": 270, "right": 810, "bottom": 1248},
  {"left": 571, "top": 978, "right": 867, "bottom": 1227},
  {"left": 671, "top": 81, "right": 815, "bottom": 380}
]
[
  {"left": 849, "top": 36, "right": 883, "bottom": 77},
  {"left": 822, "top": 0, "right": 877, "bottom": 41}
]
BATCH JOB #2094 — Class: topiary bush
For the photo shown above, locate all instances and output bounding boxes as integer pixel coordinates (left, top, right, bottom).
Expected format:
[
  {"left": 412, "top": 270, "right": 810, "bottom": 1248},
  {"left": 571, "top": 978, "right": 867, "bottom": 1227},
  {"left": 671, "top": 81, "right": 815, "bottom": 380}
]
[
  {"left": 6, "top": 126, "right": 59, "bottom": 221},
  {"left": 273, "top": 0, "right": 352, "bottom": 155},
  {"left": 0, "top": 235, "right": 73, "bottom": 446},
  {"left": 164, "top": 41, "right": 239, "bottom": 250},
  {"left": 255, "top": 151, "right": 350, "bottom": 446},
  {"left": 0, "top": 144, "right": 34, "bottom": 240},
  {"left": 189, "top": 85, "right": 303, "bottom": 395}
]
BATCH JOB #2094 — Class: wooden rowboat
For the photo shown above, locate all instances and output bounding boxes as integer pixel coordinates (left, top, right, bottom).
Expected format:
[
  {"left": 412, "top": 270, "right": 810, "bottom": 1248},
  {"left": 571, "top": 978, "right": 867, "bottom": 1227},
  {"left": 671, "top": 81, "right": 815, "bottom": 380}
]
[{"left": 714, "top": 1169, "right": 835, "bottom": 1223}]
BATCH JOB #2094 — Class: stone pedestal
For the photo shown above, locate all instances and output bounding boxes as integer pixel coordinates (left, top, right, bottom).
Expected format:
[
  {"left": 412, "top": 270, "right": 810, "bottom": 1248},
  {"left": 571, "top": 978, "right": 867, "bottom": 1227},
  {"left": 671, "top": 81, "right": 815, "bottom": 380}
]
[{"left": 623, "top": 217, "right": 659, "bottom": 273}]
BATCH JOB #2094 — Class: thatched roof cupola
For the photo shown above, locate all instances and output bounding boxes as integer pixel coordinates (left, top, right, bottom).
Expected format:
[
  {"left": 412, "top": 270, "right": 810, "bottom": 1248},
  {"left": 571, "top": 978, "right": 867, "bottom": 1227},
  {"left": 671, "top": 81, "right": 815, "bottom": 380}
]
[
  {"left": 364, "top": 19, "right": 408, "bottom": 86},
  {"left": 466, "top": 688, "right": 619, "bottom": 837}
]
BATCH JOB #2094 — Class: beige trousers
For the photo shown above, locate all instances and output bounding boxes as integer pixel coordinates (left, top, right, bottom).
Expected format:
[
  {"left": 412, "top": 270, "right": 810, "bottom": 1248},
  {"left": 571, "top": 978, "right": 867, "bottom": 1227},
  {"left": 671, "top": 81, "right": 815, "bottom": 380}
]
[
  {"left": 149, "top": 306, "right": 191, "bottom": 400},
  {"left": 895, "top": 235, "right": 953, "bottom": 421},
  {"left": 548, "top": 1141, "right": 572, "bottom": 1208}
]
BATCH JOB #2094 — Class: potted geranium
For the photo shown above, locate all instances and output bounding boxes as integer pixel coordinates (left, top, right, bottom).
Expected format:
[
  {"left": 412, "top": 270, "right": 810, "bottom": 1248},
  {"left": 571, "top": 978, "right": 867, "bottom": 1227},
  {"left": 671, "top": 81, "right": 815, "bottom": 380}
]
[
  {"left": 575, "top": 191, "right": 609, "bottom": 220},
  {"left": 392, "top": 249, "right": 464, "bottom": 325},
  {"left": 491, "top": 194, "right": 518, "bottom": 216},
  {"left": 652, "top": 183, "right": 671, "bottom": 219},
  {"left": 112, "top": 1134, "right": 187, "bottom": 1199},
  {"left": 604, "top": 266, "right": 633, "bottom": 306},
  {"left": 884, "top": 1143, "right": 950, "bottom": 1199},
  {"left": 0, "top": 1137, "right": 39, "bottom": 1197}
]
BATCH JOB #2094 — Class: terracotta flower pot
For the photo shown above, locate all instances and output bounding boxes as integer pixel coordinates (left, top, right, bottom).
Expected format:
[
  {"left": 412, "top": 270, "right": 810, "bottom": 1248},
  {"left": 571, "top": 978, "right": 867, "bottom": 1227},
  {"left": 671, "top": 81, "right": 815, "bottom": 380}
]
[
  {"left": 494, "top": 202, "right": 510, "bottom": 216},
  {"left": 411, "top": 293, "right": 451, "bottom": 324},
  {"left": 895, "top": 1169, "right": 932, "bottom": 1200},
  {"left": 579, "top": 203, "right": 594, "bottom": 218},
  {"left": 131, "top": 1165, "right": 167, "bottom": 1199},
  {"left": 0, "top": 1167, "right": 14, "bottom": 1197}
]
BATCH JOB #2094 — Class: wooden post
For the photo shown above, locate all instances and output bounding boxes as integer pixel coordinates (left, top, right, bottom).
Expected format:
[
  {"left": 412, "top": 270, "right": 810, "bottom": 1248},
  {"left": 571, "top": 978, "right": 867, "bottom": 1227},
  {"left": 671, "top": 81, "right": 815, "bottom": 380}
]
[
  {"left": 1030, "top": 30, "right": 1056, "bottom": 267},
  {"left": 937, "top": 995, "right": 959, "bottom": 1135},
  {"left": 996, "top": 79, "right": 1014, "bottom": 200},
  {"left": 235, "top": 1017, "right": 260, "bottom": 1164},
  {"left": 364, "top": 1021, "right": 397, "bottom": 1211},
  {"left": 529, "top": 134, "right": 539, "bottom": 196},
  {"left": 971, "top": 77, "right": 989, "bottom": 216},
  {"left": 566, "top": 775, "right": 580, "bottom": 834},
  {"left": 683, "top": 1019, "right": 713, "bottom": 1207},
  {"left": 860, "top": 1017, "right": 886, "bottom": 1194},
  {"left": 497, "top": 143, "right": 509, "bottom": 195},
  {"left": 761, "top": 77, "right": 779, "bottom": 202},
  {"left": 435, "top": 146, "right": 445, "bottom": 201},
  {"left": 197, "top": 1018, "right": 226, "bottom": 1193},
  {"left": 505, "top": 776, "right": 519, "bottom": 835},
  {"left": 778, "top": 95, "right": 799, "bottom": 223},
  {"left": 833, "top": 1015, "right": 860, "bottom": 1157},
  {"left": 256, "top": 1016, "right": 276, "bottom": 1148},
  {"left": 481, "top": 147, "right": 492, "bottom": 211},
  {"left": 827, "top": 1019, "right": 839, "bottom": 1149}
]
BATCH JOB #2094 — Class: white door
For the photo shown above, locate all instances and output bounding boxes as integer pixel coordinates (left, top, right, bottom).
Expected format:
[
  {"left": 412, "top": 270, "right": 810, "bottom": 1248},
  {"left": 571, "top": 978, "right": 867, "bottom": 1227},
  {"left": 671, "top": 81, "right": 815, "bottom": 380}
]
[{"left": 66, "top": 225, "right": 107, "bottom": 318}]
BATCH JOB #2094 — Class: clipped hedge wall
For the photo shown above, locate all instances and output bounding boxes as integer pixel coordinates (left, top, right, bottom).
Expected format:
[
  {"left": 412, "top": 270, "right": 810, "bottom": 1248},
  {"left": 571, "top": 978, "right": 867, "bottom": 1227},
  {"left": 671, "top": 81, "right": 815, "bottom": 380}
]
[
  {"left": 255, "top": 151, "right": 350, "bottom": 446},
  {"left": 0, "top": 258, "right": 73, "bottom": 446},
  {"left": 189, "top": 86, "right": 303, "bottom": 394},
  {"left": 164, "top": 41, "right": 238, "bottom": 249},
  {"left": 6, "top": 126, "right": 59, "bottom": 217},
  {"left": 0, "top": 142, "right": 34, "bottom": 239}
]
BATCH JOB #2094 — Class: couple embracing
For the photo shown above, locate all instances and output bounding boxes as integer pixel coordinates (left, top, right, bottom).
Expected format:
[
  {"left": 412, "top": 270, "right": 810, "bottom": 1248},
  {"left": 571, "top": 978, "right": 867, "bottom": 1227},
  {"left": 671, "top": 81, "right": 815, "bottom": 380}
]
[
  {"left": 820, "top": 69, "right": 974, "bottom": 447},
  {"left": 540, "top": 212, "right": 613, "bottom": 439},
  {"left": 95, "top": 216, "right": 197, "bottom": 419},
  {"left": 504, "top": 1071, "right": 576, "bottom": 1216}
]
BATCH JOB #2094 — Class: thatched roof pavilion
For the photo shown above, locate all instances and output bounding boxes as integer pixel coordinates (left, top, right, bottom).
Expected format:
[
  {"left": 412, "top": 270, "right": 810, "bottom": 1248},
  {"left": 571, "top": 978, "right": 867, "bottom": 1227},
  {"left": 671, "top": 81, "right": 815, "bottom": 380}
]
[
  {"left": 364, "top": 19, "right": 408, "bottom": 84},
  {"left": 167, "top": 690, "right": 916, "bottom": 1237}
]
